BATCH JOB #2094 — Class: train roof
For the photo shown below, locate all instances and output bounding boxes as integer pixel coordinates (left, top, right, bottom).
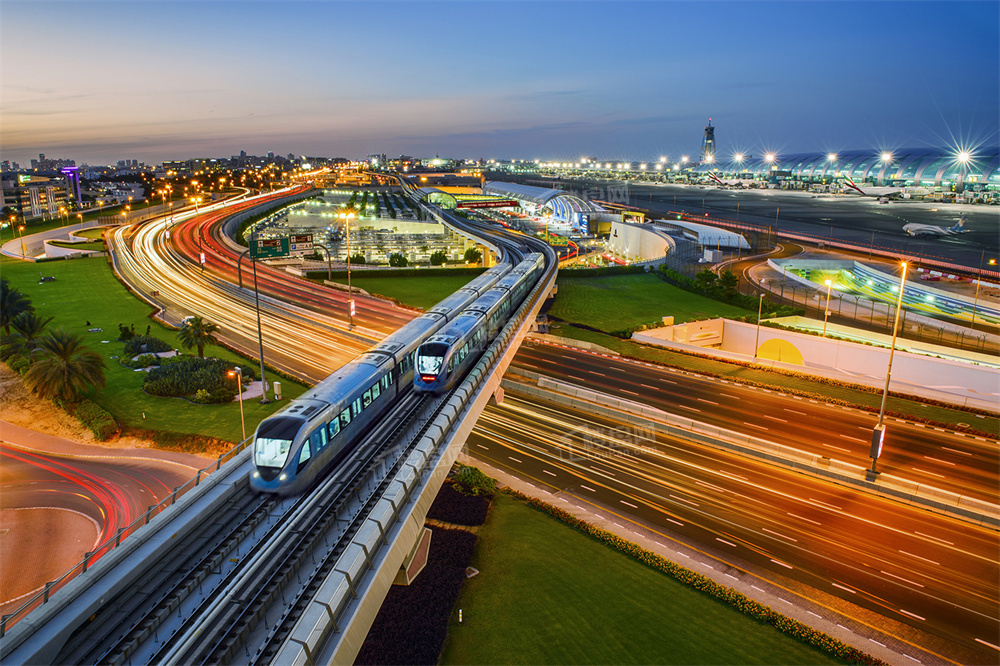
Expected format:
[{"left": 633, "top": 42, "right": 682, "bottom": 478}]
[
  {"left": 423, "top": 312, "right": 482, "bottom": 347},
  {"left": 371, "top": 313, "right": 441, "bottom": 359},
  {"left": 296, "top": 358, "right": 382, "bottom": 407}
]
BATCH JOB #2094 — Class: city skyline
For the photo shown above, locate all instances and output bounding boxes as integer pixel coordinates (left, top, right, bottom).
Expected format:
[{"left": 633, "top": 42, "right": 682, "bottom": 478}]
[{"left": 2, "top": 1, "right": 997, "bottom": 166}]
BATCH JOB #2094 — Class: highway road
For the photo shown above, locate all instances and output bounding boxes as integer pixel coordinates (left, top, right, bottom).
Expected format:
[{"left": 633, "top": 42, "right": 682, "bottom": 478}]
[
  {"left": 512, "top": 342, "right": 1000, "bottom": 504},
  {"left": 466, "top": 393, "right": 1000, "bottom": 663}
]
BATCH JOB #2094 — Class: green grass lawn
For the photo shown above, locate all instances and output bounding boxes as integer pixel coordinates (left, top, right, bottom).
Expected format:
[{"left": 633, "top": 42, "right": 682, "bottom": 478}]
[
  {"left": 347, "top": 274, "right": 485, "bottom": 311},
  {"left": 48, "top": 240, "right": 105, "bottom": 251},
  {"left": 550, "top": 273, "right": 753, "bottom": 332},
  {"left": 73, "top": 228, "right": 109, "bottom": 241},
  {"left": 441, "top": 494, "right": 843, "bottom": 665},
  {"left": 1, "top": 255, "right": 308, "bottom": 447}
]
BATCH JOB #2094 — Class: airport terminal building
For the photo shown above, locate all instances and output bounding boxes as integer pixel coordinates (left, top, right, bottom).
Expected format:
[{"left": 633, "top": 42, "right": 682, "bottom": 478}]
[{"left": 690, "top": 147, "right": 1000, "bottom": 193}]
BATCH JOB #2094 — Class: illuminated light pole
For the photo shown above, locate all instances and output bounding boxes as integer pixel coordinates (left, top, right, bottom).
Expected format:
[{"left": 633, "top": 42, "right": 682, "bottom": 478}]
[
  {"left": 17, "top": 224, "right": 26, "bottom": 258},
  {"left": 822, "top": 279, "right": 833, "bottom": 337},
  {"left": 228, "top": 366, "right": 246, "bottom": 443},
  {"left": 870, "top": 261, "right": 907, "bottom": 477},
  {"left": 249, "top": 225, "right": 270, "bottom": 404},
  {"left": 970, "top": 252, "right": 995, "bottom": 329},
  {"left": 338, "top": 211, "right": 356, "bottom": 327},
  {"left": 753, "top": 292, "right": 765, "bottom": 361}
]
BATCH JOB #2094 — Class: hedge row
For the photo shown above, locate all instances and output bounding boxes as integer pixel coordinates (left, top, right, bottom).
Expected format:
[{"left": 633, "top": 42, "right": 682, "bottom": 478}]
[
  {"left": 503, "top": 489, "right": 889, "bottom": 666},
  {"left": 306, "top": 266, "right": 487, "bottom": 280},
  {"left": 74, "top": 399, "right": 118, "bottom": 440}
]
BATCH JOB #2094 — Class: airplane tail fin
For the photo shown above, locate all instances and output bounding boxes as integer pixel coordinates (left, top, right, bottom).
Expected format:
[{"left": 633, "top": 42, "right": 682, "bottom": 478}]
[
  {"left": 843, "top": 176, "right": 865, "bottom": 195},
  {"left": 950, "top": 214, "right": 967, "bottom": 231}
]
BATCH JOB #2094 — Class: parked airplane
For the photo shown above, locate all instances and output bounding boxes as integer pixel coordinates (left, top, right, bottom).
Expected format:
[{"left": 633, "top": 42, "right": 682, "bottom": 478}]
[
  {"left": 708, "top": 173, "right": 748, "bottom": 188},
  {"left": 842, "top": 175, "right": 930, "bottom": 199},
  {"left": 903, "top": 214, "right": 970, "bottom": 237}
]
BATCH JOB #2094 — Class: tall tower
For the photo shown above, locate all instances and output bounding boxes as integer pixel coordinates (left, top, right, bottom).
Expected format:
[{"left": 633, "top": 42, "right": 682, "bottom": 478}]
[{"left": 700, "top": 118, "right": 716, "bottom": 164}]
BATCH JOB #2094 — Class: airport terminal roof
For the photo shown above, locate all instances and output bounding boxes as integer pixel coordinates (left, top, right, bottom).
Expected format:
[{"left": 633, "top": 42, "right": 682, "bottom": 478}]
[
  {"left": 654, "top": 219, "right": 751, "bottom": 250},
  {"left": 482, "top": 181, "right": 603, "bottom": 212},
  {"left": 690, "top": 147, "right": 1000, "bottom": 187}
]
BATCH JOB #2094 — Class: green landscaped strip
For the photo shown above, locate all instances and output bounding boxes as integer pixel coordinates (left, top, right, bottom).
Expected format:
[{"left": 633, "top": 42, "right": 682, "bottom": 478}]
[
  {"left": 441, "top": 492, "right": 859, "bottom": 665},
  {"left": 546, "top": 324, "right": 998, "bottom": 435},
  {"left": 346, "top": 274, "right": 484, "bottom": 311},
  {"left": 550, "top": 273, "right": 754, "bottom": 332},
  {"left": 48, "top": 240, "right": 105, "bottom": 251},
  {"left": 1, "top": 255, "right": 308, "bottom": 446}
]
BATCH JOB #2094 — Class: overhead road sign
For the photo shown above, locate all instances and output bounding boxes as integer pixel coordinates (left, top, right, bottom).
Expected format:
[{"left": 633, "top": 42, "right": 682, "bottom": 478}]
[
  {"left": 289, "top": 233, "right": 314, "bottom": 255},
  {"left": 456, "top": 199, "right": 520, "bottom": 209},
  {"left": 252, "top": 237, "right": 290, "bottom": 259}
]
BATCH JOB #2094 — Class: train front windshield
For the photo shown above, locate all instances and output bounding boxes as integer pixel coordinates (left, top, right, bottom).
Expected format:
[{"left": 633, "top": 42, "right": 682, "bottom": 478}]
[
  {"left": 254, "top": 416, "right": 304, "bottom": 469},
  {"left": 416, "top": 343, "right": 448, "bottom": 380}
]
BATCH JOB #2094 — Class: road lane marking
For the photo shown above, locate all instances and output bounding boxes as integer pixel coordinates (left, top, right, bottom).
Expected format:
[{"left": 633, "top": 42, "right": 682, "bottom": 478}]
[
  {"left": 880, "top": 570, "right": 924, "bottom": 588},
  {"left": 716, "top": 538, "right": 737, "bottom": 547},
  {"left": 837, "top": 624, "right": 852, "bottom": 633},
  {"left": 476, "top": 444, "right": 489, "bottom": 450},
  {"left": 778, "top": 598, "right": 793, "bottom": 604},
  {"left": 720, "top": 393, "right": 739, "bottom": 400},
  {"left": 975, "top": 638, "right": 1000, "bottom": 651},
  {"left": 870, "top": 639, "right": 886, "bottom": 647},
  {"left": 911, "top": 467, "right": 946, "bottom": 479},
  {"left": 725, "top": 573, "right": 738, "bottom": 580},
  {"left": 580, "top": 485, "right": 596, "bottom": 492},
  {"left": 832, "top": 583, "right": 856, "bottom": 594},
  {"left": 542, "top": 469, "right": 557, "bottom": 477},
  {"left": 823, "top": 443, "right": 851, "bottom": 453},
  {"left": 679, "top": 405, "right": 701, "bottom": 412},
  {"left": 807, "top": 611, "right": 822, "bottom": 618},
  {"left": 922, "top": 455, "right": 955, "bottom": 465},
  {"left": 620, "top": 500, "right": 638, "bottom": 509},
  {"left": 588, "top": 371, "right": 607, "bottom": 377},
  {"left": 770, "top": 559, "right": 793, "bottom": 569},
  {"left": 751, "top": 585, "right": 765, "bottom": 592},
  {"left": 762, "top": 527, "right": 797, "bottom": 542},
  {"left": 915, "top": 531, "right": 953, "bottom": 545},
  {"left": 742, "top": 422, "right": 769, "bottom": 430},
  {"left": 899, "top": 609, "right": 926, "bottom": 621},
  {"left": 838, "top": 434, "right": 864, "bottom": 442},
  {"left": 666, "top": 518, "right": 684, "bottom": 527},
  {"left": 761, "top": 415, "right": 787, "bottom": 422},
  {"left": 899, "top": 550, "right": 940, "bottom": 566},
  {"left": 697, "top": 398, "right": 719, "bottom": 405},
  {"left": 787, "top": 513, "right": 822, "bottom": 525},
  {"left": 808, "top": 498, "right": 843, "bottom": 511},
  {"left": 670, "top": 494, "right": 699, "bottom": 507},
  {"left": 590, "top": 465, "right": 615, "bottom": 476},
  {"left": 903, "top": 655, "right": 921, "bottom": 663},
  {"left": 622, "top": 390, "right": 640, "bottom": 396},
  {"left": 696, "top": 480, "right": 726, "bottom": 493},
  {"left": 941, "top": 446, "right": 972, "bottom": 456},
  {"left": 508, "top": 456, "right": 523, "bottom": 463}
]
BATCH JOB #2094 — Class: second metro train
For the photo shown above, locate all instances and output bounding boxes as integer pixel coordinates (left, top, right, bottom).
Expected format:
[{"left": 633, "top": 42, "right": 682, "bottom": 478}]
[{"left": 414, "top": 253, "right": 545, "bottom": 394}]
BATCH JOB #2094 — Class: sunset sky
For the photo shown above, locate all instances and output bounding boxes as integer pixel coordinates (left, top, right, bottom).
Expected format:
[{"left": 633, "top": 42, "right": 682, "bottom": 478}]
[{"left": 2, "top": 1, "right": 997, "bottom": 166}]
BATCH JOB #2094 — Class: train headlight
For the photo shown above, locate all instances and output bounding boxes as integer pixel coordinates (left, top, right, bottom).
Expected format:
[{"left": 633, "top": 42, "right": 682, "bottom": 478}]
[
  {"left": 279, "top": 474, "right": 287, "bottom": 481},
  {"left": 253, "top": 471, "right": 259, "bottom": 478}
]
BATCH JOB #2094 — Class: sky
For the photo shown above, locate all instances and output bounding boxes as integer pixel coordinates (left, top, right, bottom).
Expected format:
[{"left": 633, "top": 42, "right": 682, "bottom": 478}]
[{"left": 2, "top": 1, "right": 998, "bottom": 166}]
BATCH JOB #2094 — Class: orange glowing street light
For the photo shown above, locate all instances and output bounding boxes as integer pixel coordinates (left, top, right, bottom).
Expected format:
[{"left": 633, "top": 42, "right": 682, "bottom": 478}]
[
  {"left": 870, "top": 261, "right": 908, "bottom": 476},
  {"left": 228, "top": 366, "right": 246, "bottom": 442}
]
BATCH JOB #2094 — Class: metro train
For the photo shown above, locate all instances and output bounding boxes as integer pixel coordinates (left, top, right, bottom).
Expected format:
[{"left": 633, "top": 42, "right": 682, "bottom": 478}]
[
  {"left": 249, "top": 262, "right": 513, "bottom": 495},
  {"left": 414, "top": 253, "right": 545, "bottom": 394}
]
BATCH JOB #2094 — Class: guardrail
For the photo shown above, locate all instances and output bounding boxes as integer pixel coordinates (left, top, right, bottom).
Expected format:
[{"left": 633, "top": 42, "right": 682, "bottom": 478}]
[{"left": 0, "top": 438, "right": 252, "bottom": 638}]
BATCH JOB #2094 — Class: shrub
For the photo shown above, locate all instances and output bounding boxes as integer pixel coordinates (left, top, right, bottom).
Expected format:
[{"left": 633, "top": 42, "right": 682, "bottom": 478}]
[
  {"left": 124, "top": 334, "right": 173, "bottom": 356},
  {"left": 122, "top": 353, "right": 160, "bottom": 369},
  {"left": 7, "top": 355, "right": 31, "bottom": 375},
  {"left": 451, "top": 464, "right": 497, "bottom": 497},
  {"left": 429, "top": 250, "right": 448, "bottom": 266},
  {"left": 144, "top": 357, "right": 254, "bottom": 403},
  {"left": 388, "top": 253, "right": 408, "bottom": 268},
  {"left": 74, "top": 399, "right": 118, "bottom": 440}
]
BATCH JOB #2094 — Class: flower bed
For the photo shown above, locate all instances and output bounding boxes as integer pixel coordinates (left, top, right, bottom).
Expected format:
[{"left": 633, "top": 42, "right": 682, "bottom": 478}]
[
  {"left": 426, "top": 481, "right": 491, "bottom": 526},
  {"left": 356, "top": 528, "right": 477, "bottom": 665}
]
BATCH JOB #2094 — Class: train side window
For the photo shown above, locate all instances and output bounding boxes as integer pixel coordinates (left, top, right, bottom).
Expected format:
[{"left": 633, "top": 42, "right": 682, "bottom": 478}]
[
  {"left": 340, "top": 408, "right": 351, "bottom": 428},
  {"left": 329, "top": 418, "right": 341, "bottom": 438},
  {"left": 353, "top": 398, "right": 362, "bottom": 416},
  {"left": 297, "top": 440, "right": 311, "bottom": 471},
  {"left": 362, "top": 389, "right": 372, "bottom": 408}
]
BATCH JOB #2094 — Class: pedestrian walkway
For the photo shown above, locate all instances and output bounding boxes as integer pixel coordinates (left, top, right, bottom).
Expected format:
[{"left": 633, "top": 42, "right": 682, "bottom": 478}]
[{"left": 459, "top": 452, "right": 957, "bottom": 666}]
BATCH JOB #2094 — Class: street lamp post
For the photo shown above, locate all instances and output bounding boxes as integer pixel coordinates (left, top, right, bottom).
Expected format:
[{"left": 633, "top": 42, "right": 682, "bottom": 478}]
[
  {"left": 870, "top": 262, "right": 908, "bottom": 477},
  {"left": 339, "top": 212, "right": 356, "bottom": 327},
  {"left": 753, "top": 292, "right": 765, "bottom": 361},
  {"left": 17, "top": 225, "right": 26, "bottom": 258},
  {"left": 822, "top": 279, "right": 833, "bottom": 336},
  {"left": 228, "top": 366, "right": 246, "bottom": 443},
  {"left": 971, "top": 253, "right": 996, "bottom": 328},
  {"left": 250, "top": 224, "right": 270, "bottom": 404}
]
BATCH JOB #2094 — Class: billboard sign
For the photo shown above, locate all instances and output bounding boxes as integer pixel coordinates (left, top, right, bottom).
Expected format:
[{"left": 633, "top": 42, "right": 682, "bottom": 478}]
[{"left": 621, "top": 210, "right": 646, "bottom": 225}]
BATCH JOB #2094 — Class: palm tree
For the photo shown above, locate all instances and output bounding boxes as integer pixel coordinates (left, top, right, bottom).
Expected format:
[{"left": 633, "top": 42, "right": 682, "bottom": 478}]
[
  {"left": 24, "top": 328, "right": 106, "bottom": 401},
  {"left": 5, "top": 311, "right": 53, "bottom": 359},
  {"left": 0, "top": 279, "right": 33, "bottom": 335},
  {"left": 177, "top": 316, "right": 219, "bottom": 358}
]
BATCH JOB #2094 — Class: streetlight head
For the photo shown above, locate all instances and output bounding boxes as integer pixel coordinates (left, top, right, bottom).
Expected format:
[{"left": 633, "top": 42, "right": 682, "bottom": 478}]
[
  {"left": 828, "top": 152, "right": 837, "bottom": 162},
  {"left": 900, "top": 261, "right": 907, "bottom": 269},
  {"left": 957, "top": 150, "right": 971, "bottom": 163},
  {"left": 825, "top": 279, "right": 832, "bottom": 286},
  {"left": 881, "top": 151, "right": 893, "bottom": 163}
]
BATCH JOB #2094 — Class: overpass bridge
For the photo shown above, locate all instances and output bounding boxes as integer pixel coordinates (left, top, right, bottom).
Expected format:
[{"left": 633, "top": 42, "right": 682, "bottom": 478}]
[{"left": 0, "top": 185, "right": 558, "bottom": 664}]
